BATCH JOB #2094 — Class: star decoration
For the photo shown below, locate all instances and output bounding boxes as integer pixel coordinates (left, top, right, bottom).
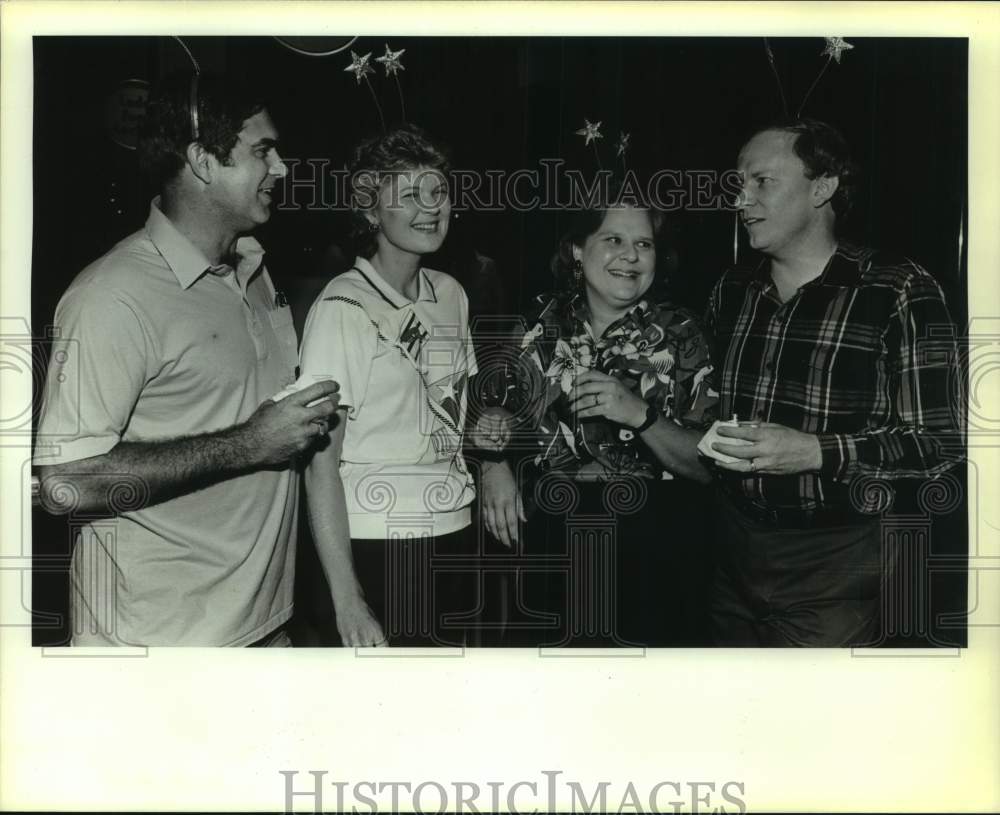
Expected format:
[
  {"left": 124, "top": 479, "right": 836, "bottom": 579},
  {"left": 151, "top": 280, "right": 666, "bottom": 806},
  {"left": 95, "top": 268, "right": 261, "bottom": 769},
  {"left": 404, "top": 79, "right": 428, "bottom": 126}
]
[
  {"left": 575, "top": 119, "right": 604, "bottom": 146},
  {"left": 344, "top": 50, "right": 375, "bottom": 84},
  {"left": 376, "top": 43, "right": 406, "bottom": 76},
  {"left": 821, "top": 37, "right": 854, "bottom": 64},
  {"left": 616, "top": 132, "right": 631, "bottom": 158},
  {"left": 438, "top": 380, "right": 457, "bottom": 402}
]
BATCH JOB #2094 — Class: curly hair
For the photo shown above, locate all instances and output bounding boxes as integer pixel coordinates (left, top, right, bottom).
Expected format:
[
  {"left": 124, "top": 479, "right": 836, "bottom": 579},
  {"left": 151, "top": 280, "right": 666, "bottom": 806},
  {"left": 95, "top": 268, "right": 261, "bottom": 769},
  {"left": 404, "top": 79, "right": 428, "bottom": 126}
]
[
  {"left": 347, "top": 123, "right": 452, "bottom": 259},
  {"left": 137, "top": 72, "right": 266, "bottom": 189},
  {"left": 744, "top": 117, "right": 859, "bottom": 221},
  {"left": 551, "top": 182, "right": 673, "bottom": 296}
]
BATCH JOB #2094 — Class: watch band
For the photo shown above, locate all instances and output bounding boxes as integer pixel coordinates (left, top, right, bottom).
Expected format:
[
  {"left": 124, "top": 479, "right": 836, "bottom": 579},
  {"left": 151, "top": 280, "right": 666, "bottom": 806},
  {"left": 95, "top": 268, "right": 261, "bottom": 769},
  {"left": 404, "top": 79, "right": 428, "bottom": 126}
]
[{"left": 634, "top": 403, "right": 659, "bottom": 433}]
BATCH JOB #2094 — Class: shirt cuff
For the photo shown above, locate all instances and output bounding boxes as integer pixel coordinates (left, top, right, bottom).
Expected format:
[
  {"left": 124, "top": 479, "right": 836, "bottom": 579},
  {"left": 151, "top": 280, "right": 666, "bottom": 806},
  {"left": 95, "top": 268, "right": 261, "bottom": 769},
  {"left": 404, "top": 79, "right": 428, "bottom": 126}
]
[{"left": 817, "top": 433, "right": 858, "bottom": 482}]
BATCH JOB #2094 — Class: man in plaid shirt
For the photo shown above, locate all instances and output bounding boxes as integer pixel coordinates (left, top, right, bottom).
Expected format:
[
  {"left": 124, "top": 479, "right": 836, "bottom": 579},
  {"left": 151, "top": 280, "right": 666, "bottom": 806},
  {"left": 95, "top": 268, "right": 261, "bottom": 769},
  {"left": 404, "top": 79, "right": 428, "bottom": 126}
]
[{"left": 705, "top": 118, "right": 963, "bottom": 646}]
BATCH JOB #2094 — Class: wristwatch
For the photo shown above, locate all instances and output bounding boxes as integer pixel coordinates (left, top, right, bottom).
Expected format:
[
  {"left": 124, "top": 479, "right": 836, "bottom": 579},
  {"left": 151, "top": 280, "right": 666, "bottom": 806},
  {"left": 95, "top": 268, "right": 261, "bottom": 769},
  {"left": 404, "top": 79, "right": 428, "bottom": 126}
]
[{"left": 633, "top": 403, "right": 659, "bottom": 433}]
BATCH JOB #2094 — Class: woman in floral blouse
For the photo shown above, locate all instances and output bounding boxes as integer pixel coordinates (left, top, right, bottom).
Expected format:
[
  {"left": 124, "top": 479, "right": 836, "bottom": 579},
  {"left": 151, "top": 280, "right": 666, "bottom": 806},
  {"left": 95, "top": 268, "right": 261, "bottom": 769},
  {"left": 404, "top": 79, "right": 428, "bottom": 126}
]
[{"left": 472, "top": 197, "right": 717, "bottom": 646}]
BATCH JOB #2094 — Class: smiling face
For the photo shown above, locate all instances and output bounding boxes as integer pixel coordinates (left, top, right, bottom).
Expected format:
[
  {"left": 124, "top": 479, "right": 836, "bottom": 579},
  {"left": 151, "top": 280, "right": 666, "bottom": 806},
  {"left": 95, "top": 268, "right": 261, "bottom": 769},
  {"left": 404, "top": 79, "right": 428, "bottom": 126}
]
[
  {"left": 209, "top": 109, "right": 287, "bottom": 231},
  {"left": 573, "top": 205, "right": 656, "bottom": 316},
  {"left": 736, "top": 129, "right": 833, "bottom": 258},
  {"left": 368, "top": 166, "right": 451, "bottom": 260}
]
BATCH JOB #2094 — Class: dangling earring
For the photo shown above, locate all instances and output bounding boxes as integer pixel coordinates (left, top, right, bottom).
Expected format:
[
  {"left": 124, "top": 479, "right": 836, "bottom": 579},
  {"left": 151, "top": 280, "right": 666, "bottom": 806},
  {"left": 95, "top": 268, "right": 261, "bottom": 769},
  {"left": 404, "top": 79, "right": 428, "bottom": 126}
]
[
  {"left": 368, "top": 221, "right": 381, "bottom": 234},
  {"left": 573, "top": 259, "right": 583, "bottom": 284}
]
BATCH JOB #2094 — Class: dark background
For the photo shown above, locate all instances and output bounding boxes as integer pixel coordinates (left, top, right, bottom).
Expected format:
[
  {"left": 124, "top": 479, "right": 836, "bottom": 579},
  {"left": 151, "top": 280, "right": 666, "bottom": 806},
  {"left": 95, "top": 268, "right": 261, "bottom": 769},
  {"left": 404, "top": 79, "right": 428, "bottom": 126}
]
[{"left": 31, "top": 35, "right": 968, "bottom": 646}]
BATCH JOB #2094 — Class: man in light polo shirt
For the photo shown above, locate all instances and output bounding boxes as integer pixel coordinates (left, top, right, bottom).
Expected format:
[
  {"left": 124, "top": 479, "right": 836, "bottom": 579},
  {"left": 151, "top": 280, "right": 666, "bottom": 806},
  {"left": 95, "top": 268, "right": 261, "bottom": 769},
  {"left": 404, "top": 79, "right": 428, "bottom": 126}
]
[{"left": 33, "top": 73, "right": 339, "bottom": 646}]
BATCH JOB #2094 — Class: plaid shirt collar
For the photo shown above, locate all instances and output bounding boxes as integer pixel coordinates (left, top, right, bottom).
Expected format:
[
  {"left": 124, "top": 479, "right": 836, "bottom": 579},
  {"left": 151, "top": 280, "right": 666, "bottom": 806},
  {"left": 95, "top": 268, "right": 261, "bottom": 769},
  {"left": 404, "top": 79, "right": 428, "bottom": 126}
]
[{"left": 749, "top": 243, "right": 868, "bottom": 297}]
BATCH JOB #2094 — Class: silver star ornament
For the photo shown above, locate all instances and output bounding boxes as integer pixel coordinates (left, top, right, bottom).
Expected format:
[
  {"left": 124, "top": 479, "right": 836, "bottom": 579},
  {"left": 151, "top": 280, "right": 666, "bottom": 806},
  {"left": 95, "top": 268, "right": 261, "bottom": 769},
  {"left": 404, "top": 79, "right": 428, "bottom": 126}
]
[
  {"left": 344, "top": 50, "right": 375, "bottom": 84},
  {"left": 376, "top": 44, "right": 406, "bottom": 76},
  {"left": 821, "top": 37, "right": 854, "bottom": 64},
  {"left": 616, "top": 132, "right": 631, "bottom": 158},
  {"left": 575, "top": 119, "right": 604, "bottom": 146}
]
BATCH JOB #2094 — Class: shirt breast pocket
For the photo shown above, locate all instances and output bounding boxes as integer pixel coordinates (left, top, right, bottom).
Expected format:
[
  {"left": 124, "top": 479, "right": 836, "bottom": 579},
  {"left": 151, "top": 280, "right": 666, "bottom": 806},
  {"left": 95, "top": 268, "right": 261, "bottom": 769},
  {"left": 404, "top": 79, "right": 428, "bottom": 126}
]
[
  {"left": 802, "top": 339, "right": 883, "bottom": 413},
  {"left": 267, "top": 306, "right": 299, "bottom": 379}
]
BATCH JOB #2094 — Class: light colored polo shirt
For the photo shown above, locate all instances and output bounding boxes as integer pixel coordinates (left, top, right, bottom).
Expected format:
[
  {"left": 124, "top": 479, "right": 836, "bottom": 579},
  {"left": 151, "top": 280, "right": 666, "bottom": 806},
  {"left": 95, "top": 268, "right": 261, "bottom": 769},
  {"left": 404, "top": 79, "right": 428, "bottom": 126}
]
[
  {"left": 299, "top": 257, "right": 477, "bottom": 539},
  {"left": 33, "top": 199, "right": 299, "bottom": 646}
]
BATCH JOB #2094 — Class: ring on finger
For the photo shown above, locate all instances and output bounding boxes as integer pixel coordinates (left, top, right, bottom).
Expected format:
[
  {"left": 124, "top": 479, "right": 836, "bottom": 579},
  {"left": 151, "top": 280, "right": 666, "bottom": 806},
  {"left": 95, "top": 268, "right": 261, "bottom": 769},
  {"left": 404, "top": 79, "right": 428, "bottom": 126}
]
[{"left": 749, "top": 459, "right": 756, "bottom": 473}]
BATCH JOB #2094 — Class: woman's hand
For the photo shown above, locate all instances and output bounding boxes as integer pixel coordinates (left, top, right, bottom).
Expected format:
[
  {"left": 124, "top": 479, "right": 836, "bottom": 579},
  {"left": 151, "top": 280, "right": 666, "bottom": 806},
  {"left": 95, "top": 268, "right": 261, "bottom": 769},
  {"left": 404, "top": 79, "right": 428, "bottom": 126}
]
[
  {"left": 334, "top": 596, "right": 387, "bottom": 647},
  {"left": 481, "top": 459, "right": 526, "bottom": 548},
  {"left": 470, "top": 406, "right": 515, "bottom": 451},
  {"left": 568, "top": 370, "right": 648, "bottom": 428}
]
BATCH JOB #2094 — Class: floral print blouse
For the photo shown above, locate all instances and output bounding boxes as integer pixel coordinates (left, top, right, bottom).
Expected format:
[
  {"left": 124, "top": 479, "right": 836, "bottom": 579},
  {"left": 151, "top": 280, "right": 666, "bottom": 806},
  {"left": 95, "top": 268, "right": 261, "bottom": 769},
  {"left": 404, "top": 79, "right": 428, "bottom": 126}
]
[{"left": 487, "top": 293, "right": 718, "bottom": 481}]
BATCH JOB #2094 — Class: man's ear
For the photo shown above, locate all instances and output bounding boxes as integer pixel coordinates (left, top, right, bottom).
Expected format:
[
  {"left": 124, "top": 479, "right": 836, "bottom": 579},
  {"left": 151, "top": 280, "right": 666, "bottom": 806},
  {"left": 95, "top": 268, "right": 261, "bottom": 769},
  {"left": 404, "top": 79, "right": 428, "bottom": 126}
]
[
  {"left": 813, "top": 174, "right": 840, "bottom": 209},
  {"left": 185, "top": 142, "right": 212, "bottom": 185}
]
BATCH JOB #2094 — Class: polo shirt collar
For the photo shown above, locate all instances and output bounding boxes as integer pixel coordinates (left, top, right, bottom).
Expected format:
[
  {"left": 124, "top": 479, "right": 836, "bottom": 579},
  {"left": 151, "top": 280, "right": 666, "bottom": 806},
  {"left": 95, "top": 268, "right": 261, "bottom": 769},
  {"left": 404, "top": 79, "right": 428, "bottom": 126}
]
[
  {"left": 145, "top": 197, "right": 265, "bottom": 290},
  {"left": 353, "top": 256, "right": 438, "bottom": 309}
]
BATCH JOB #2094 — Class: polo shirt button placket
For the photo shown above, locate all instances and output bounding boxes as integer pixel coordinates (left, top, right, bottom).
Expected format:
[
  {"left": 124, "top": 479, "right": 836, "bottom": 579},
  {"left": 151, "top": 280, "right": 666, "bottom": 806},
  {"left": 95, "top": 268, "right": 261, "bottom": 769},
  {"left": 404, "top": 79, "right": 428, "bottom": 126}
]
[
  {"left": 230, "top": 269, "right": 266, "bottom": 360},
  {"left": 246, "top": 305, "right": 266, "bottom": 359},
  {"left": 212, "top": 265, "right": 263, "bottom": 356}
]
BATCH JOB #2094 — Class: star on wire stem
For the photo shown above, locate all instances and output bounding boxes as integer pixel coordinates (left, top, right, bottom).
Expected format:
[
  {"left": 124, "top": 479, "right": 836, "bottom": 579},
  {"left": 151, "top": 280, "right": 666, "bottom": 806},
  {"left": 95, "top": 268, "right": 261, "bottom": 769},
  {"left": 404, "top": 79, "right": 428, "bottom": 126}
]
[
  {"left": 344, "top": 50, "right": 385, "bottom": 131},
  {"left": 616, "top": 132, "right": 631, "bottom": 173},
  {"left": 762, "top": 37, "right": 789, "bottom": 117},
  {"left": 344, "top": 50, "right": 375, "bottom": 84},
  {"left": 575, "top": 119, "right": 604, "bottom": 146},
  {"left": 375, "top": 44, "right": 406, "bottom": 76},
  {"left": 376, "top": 43, "right": 408, "bottom": 122},
  {"left": 821, "top": 37, "right": 854, "bottom": 64},
  {"left": 797, "top": 37, "right": 854, "bottom": 118},
  {"left": 575, "top": 119, "right": 605, "bottom": 170},
  {"left": 615, "top": 132, "right": 630, "bottom": 158}
]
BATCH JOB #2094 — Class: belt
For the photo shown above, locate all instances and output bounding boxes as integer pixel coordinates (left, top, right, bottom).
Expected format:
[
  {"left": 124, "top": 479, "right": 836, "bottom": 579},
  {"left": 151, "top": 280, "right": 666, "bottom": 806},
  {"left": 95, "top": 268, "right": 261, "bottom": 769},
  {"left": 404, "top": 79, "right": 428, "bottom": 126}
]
[{"left": 722, "top": 490, "right": 872, "bottom": 530}]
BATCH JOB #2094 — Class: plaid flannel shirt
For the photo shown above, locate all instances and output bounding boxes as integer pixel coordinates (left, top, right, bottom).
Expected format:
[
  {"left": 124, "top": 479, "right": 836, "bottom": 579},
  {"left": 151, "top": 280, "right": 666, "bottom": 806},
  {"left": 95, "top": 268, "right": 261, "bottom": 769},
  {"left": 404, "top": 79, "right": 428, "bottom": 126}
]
[{"left": 705, "top": 243, "right": 963, "bottom": 525}]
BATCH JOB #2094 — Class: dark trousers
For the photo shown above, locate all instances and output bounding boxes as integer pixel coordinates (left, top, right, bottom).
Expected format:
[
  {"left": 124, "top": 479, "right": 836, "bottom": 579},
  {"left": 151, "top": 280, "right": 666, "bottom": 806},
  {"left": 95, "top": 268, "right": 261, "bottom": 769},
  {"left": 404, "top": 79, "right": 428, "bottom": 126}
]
[
  {"left": 710, "top": 493, "right": 884, "bottom": 647},
  {"left": 349, "top": 527, "right": 479, "bottom": 647}
]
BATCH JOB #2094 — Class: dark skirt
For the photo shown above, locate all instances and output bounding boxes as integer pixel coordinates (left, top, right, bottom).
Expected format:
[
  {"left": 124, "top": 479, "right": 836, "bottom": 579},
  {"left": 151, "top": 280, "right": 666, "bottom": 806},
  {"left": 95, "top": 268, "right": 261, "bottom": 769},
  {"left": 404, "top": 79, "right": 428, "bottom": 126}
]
[
  {"left": 501, "top": 475, "right": 713, "bottom": 647},
  {"left": 289, "top": 510, "right": 479, "bottom": 648},
  {"left": 349, "top": 527, "right": 478, "bottom": 647}
]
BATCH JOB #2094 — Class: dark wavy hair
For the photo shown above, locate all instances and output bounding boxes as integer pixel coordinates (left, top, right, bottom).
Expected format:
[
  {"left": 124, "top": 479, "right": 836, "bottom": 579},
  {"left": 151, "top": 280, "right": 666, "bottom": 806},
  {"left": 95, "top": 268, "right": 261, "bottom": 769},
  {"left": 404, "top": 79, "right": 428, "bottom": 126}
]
[
  {"left": 551, "top": 182, "right": 673, "bottom": 296},
  {"left": 347, "top": 124, "right": 452, "bottom": 259},
  {"left": 137, "top": 72, "right": 267, "bottom": 189},
  {"left": 744, "top": 117, "right": 859, "bottom": 221}
]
